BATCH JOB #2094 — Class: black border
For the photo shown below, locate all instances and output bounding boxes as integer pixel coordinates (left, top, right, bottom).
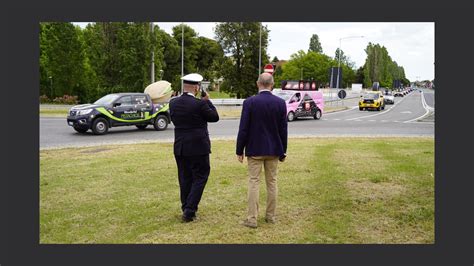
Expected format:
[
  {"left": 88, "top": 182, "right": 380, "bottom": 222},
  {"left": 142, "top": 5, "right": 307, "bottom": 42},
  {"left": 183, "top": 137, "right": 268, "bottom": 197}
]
[{"left": 3, "top": 0, "right": 473, "bottom": 265}]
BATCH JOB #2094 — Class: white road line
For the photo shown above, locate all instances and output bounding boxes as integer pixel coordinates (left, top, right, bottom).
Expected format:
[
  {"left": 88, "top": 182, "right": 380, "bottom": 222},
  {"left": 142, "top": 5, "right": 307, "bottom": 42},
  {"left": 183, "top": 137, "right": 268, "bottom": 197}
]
[
  {"left": 368, "top": 120, "right": 376, "bottom": 122},
  {"left": 345, "top": 93, "right": 412, "bottom": 121},
  {"left": 324, "top": 105, "right": 358, "bottom": 115},
  {"left": 333, "top": 118, "right": 341, "bottom": 121},
  {"left": 381, "top": 120, "right": 388, "bottom": 122},
  {"left": 403, "top": 91, "right": 432, "bottom": 123}
]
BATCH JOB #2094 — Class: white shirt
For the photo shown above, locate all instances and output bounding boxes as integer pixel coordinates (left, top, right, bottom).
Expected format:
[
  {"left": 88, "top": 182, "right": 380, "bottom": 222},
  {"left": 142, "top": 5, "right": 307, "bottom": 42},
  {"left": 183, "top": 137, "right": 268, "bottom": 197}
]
[
  {"left": 258, "top": 89, "right": 272, "bottom": 93},
  {"left": 183, "top": 92, "right": 196, "bottom": 98}
]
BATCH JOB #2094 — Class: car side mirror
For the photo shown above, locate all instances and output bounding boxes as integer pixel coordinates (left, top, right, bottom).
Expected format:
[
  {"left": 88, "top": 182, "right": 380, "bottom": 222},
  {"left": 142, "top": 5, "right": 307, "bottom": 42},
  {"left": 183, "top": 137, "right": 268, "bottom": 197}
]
[{"left": 113, "top": 103, "right": 121, "bottom": 107}]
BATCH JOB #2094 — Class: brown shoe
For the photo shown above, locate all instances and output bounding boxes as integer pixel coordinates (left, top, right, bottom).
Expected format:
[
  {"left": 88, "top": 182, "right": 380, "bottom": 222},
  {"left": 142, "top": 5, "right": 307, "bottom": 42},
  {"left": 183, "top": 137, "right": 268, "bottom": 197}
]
[
  {"left": 241, "top": 219, "right": 257, "bottom": 228},
  {"left": 265, "top": 217, "right": 276, "bottom": 224}
]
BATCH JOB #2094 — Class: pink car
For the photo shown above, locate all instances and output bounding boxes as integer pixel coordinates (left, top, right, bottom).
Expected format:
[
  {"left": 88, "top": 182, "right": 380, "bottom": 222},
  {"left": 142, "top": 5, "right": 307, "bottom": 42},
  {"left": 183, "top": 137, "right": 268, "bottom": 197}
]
[{"left": 273, "top": 89, "right": 324, "bottom": 122}]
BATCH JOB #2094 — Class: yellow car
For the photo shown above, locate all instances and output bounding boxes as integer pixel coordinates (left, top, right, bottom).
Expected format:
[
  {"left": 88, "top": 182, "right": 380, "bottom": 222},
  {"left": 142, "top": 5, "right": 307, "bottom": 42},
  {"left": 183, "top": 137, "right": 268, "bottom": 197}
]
[{"left": 359, "top": 91, "right": 385, "bottom": 111}]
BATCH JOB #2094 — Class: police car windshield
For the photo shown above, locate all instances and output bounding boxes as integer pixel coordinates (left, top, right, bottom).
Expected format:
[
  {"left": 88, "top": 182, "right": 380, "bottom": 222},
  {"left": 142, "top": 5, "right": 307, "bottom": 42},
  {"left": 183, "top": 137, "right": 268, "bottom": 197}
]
[
  {"left": 273, "top": 92, "right": 293, "bottom": 101},
  {"left": 94, "top": 94, "right": 120, "bottom": 105}
]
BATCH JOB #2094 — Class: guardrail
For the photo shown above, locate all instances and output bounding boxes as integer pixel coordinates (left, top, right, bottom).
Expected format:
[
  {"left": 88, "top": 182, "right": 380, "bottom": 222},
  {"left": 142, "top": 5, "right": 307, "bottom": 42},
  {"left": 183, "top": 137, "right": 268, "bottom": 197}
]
[{"left": 210, "top": 99, "right": 245, "bottom": 106}]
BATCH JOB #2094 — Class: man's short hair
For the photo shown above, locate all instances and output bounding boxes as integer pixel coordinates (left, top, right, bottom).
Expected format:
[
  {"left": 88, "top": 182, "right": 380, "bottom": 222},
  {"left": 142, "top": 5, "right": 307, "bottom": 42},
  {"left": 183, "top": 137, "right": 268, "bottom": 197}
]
[{"left": 257, "top": 73, "right": 274, "bottom": 88}]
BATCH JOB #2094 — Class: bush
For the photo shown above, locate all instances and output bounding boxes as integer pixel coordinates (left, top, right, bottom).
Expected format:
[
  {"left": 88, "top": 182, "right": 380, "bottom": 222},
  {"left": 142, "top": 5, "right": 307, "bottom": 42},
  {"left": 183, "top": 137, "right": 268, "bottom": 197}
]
[
  {"left": 52, "top": 95, "right": 79, "bottom": 105},
  {"left": 40, "top": 95, "right": 51, "bottom": 104}
]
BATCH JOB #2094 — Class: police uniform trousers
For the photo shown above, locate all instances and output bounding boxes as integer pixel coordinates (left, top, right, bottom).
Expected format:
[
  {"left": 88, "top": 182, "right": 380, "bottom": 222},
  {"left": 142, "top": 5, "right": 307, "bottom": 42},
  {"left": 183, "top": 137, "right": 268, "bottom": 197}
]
[{"left": 174, "top": 154, "right": 210, "bottom": 218}]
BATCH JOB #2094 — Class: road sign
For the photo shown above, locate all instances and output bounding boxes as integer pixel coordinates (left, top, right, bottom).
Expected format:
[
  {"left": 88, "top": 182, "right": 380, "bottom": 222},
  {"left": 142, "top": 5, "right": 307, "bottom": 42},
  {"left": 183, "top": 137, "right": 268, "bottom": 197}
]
[
  {"left": 338, "top": 89, "right": 347, "bottom": 99},
  {"left": 264, "top": 64, "right": 274, "bottom": 75}
]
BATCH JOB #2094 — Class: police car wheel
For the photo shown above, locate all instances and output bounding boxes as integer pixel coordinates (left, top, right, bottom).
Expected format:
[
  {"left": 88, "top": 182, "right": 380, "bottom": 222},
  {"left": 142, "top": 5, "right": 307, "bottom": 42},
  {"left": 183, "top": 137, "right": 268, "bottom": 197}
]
[
  {"left": 314, "top": 109, "right": 322, "bottom": 120},
  {"left": 153, "top": 115, "right": 168, "bottom": 131},
  {"left": 73, "top": 127, "right": 88, "bottom": 133},
  {"left": 92, "top": 118, "right": 109, "bottom": 135},
  {"left": 287, "top": 112, "right": 295, "bottom": 122},
  {"left": 136, "top": 125, "right": 148, "bottom": 130}
]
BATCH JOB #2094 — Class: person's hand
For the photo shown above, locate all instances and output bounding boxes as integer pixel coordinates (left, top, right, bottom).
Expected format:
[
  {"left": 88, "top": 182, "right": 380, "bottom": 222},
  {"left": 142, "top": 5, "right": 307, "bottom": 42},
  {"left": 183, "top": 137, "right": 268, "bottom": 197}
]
[
  {"left": 279, "top": 154, "right": 287, "bottom": 162},
  {"left": 201, "top": 92, "right": 210, "bottom": 101},
  {"left": 237, "top": 155, "right": 244, "bottom": 163}
]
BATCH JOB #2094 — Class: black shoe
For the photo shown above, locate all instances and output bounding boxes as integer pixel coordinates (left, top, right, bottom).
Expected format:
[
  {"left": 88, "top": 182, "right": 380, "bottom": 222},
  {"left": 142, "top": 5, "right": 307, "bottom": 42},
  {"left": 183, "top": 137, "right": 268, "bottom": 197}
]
[{"left": 181, "top": 214, "right": 194, "bottom": 223}]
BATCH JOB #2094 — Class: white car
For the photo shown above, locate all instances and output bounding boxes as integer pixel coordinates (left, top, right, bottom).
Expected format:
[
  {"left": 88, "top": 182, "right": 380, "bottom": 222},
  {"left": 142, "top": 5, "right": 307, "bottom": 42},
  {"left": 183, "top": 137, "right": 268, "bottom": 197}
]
[{"left": 383, "top": 91, "right": 395, "bottom": 104}]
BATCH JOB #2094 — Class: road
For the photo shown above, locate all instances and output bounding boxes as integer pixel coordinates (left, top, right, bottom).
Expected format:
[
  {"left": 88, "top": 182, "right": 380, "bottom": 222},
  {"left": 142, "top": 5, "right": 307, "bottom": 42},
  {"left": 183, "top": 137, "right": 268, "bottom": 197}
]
[{"left": 40, "top": 89, "right": 434, "bottom": 149}]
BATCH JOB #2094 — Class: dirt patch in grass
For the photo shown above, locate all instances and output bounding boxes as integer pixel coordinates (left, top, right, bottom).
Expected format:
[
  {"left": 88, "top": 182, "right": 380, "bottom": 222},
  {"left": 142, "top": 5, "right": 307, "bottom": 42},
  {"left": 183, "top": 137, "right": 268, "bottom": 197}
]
[{"left": 346, "top": 179, "right": 405, "bottom": 204}]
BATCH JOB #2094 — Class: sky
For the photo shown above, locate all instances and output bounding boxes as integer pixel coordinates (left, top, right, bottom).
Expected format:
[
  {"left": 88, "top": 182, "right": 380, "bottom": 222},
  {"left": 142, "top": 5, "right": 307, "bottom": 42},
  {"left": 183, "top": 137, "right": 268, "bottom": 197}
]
[{"left": 74, "top": 22, "right": 435, "bottom": 81}]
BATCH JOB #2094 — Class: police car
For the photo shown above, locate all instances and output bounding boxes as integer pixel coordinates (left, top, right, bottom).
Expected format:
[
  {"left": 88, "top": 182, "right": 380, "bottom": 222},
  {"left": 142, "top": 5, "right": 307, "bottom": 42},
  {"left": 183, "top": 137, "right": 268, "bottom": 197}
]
[{"left": 67, "top": 93, "right": 170, "bottom": 135}]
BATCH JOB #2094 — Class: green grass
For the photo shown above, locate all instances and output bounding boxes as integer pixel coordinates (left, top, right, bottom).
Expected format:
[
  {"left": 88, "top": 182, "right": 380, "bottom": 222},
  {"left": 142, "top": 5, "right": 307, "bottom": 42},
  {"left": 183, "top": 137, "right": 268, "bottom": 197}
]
[
  {"left": 40, "top": 108, "right": 69, "bottom": 117},
  {"left": 208, "top": 91, "right": 234, "bottom": 98},
  {"left": 40, "top": 138, "right": 434, "bottom": 244}
]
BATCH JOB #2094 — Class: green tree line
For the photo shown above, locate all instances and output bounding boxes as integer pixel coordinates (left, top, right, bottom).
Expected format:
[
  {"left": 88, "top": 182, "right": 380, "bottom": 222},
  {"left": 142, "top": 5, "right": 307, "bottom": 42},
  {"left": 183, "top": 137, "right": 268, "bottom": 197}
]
[
  {"left": 40, "top": 23, "right": 410, "bottom": 104},
  {"left": 40, "top": 22, "right": 224, "bottom": 103}
]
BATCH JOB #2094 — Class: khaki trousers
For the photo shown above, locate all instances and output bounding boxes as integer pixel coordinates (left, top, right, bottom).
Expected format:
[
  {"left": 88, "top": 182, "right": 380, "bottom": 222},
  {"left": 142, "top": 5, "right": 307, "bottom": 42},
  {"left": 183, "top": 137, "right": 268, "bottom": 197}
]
[{"left": 247, "top": 156, "right": 279, "bottom": 224}]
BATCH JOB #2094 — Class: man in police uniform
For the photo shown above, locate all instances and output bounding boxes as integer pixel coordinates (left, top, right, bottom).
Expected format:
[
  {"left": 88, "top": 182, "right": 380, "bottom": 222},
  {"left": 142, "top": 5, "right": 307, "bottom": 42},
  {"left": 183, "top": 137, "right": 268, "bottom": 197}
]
[{"left": 169, "top": 73, "right": 219, "bottom": 222}]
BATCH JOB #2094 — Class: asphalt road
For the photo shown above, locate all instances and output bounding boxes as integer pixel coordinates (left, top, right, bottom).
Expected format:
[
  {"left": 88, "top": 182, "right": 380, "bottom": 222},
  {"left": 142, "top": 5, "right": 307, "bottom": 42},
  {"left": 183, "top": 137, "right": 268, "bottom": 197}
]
[{"left": 40, "top": 89, "right": 434, "bottom": 149}]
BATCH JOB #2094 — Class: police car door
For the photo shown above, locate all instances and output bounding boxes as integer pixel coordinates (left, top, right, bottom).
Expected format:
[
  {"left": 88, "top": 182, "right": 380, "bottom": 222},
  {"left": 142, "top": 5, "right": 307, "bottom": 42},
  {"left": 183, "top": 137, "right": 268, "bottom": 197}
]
[
  {"left": 132, "top": 95, "right": 152, "bottom": 120},
  {"left": 111, "top": 95, "right": 135, "bottom": 125}
]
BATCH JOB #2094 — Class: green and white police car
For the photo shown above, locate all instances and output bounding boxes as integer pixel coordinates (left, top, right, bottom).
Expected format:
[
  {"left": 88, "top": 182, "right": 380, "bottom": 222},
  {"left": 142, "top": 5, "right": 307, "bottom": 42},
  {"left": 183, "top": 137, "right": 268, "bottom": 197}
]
[{"left": 67, "top": 93, "right": 170, "bottom": 135}]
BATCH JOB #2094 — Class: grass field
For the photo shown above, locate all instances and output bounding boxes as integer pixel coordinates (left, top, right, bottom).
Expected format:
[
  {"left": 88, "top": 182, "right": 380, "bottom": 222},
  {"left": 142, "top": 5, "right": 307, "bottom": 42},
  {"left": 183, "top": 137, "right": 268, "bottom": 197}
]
[
  {"left": 40, "top": 138, "right": 434, "bottom": 244},
  {"left": 208, "top": 91, "right": 234, "bottom": 98}
]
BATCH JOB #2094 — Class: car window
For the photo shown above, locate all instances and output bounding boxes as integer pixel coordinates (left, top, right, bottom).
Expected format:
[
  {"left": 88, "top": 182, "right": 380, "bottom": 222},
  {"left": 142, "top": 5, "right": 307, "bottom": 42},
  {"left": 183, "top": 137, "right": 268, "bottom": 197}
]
[
  {"left": 115, "top": 96, "right": 132, "bottom": 106},
  {"left": 133, "top": 95, "right": 148, "bottom": 105},
  {"left": 94, "top": 94, "right": 120, "bottom": 105},
  {"left": 303, "top": 93, "right": 313, "bottom": 101}
]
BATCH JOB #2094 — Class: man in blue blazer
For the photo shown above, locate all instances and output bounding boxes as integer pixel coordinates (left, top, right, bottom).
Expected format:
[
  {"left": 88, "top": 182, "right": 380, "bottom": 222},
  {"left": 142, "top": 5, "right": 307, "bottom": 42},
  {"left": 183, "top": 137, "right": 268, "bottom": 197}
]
[
  {"left": 236, "top": 73, "right": 288, "bottom": 228},
  {"left": 169, "top": 73, "right": 219, "bottom": 223}
]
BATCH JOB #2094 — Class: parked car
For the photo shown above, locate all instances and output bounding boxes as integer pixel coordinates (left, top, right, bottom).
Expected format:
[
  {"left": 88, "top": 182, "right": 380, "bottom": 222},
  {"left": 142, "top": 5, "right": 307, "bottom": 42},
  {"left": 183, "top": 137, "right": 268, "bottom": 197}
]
[
  {"left": 359, "top": 91, "right": 385, "bottom": 111},
  {"left": 67, "top": 93, "right": 170, "bottom": 135},
  {"left": 273, "top": 88, "right": 324, "bottom": 121}
]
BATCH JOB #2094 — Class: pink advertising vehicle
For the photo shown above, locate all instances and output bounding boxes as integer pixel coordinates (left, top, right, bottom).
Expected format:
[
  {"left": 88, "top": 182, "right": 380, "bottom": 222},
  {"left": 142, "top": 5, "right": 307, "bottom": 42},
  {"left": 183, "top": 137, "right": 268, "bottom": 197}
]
[{"left": 273, "top": 80, "right": 325, "bottom": 122}]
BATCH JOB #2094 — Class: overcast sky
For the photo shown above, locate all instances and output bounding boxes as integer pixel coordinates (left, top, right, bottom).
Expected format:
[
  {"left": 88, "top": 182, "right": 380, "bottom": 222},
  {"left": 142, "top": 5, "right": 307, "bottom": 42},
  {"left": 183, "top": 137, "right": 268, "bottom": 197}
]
[{"left": 74, "top": 22, "right": 434, "bottom": 81}]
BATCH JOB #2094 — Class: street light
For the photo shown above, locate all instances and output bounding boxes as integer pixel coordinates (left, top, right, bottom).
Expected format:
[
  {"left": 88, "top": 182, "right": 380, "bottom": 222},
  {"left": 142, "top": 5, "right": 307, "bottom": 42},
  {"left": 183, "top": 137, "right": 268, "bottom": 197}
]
[
  {"left": 336, "top": 35, "right": 365, "bottom": 89},
  {"left": 159, "top": 69, "right": 164, "bottom": 80}
]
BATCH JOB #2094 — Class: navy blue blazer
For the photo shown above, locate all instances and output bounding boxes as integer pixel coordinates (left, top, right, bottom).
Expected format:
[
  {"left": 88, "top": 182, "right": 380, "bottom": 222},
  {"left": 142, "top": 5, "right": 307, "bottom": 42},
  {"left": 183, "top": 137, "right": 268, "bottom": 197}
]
[
  {"left": 236, "top": 91, "right": 288, "bottom": 157},
  {"left": 170, "top": 93, "right": 219, "bottom": 156}
]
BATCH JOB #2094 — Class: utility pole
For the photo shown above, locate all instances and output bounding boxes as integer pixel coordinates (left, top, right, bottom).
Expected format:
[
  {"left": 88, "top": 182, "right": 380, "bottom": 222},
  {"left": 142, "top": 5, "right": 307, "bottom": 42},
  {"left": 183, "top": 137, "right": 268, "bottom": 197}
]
[{"left": 150, "top": 22, "right": 155, "bottom": 83}]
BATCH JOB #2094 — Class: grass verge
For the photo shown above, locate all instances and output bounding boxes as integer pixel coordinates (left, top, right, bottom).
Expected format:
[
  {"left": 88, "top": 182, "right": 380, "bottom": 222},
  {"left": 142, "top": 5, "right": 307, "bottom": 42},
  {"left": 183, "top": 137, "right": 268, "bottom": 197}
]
[{"left": 40, "top": 138, "right": 434, "bottom": 244}]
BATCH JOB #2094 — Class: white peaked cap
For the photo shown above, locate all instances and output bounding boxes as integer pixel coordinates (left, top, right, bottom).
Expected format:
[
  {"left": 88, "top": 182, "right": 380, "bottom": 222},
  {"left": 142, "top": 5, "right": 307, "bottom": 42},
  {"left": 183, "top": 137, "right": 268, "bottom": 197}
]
[{"left": 181, "top": 73, "right": 203, "bottom": 84}]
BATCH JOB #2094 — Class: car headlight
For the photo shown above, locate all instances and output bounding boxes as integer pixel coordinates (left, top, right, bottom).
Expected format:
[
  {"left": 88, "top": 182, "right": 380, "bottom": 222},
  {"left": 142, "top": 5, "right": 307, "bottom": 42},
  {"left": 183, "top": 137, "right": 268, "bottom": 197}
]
[{"left": 77, "top": 109, "right": 93, "bottom": 115}]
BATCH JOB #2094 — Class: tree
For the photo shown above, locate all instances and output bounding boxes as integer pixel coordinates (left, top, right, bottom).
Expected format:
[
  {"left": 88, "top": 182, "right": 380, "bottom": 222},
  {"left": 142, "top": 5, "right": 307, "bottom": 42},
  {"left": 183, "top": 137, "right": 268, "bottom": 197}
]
[
  {"left": 40, "top": 22, "right": 86, "bottom": 99},
  {"left": 172, "top": 24, "right": 200, "bottom": 75},
  {"left": 362, "top": 42, "right": 408, "bottom": 88},
  {"left": 271, "top": 56, "right": 279, "bottom": 63},
  {"left": 308, "top": 34, "right": 323, "bottom": 53},
  {"left": 215, "top": 22, "right": 270, "bottom": 98},
  {"left": 195, "top": 36, "right": 224, "bottom": 83}
]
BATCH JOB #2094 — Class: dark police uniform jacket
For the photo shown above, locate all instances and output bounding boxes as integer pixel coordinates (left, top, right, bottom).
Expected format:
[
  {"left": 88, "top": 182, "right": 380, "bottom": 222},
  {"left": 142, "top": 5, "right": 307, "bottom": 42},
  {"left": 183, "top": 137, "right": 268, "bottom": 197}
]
[
  {"left": 236, "top": 91, "right": 288, "bottom": 157},
  {"left": 169, "top": 93, "right": 219, "bottom": 156}
]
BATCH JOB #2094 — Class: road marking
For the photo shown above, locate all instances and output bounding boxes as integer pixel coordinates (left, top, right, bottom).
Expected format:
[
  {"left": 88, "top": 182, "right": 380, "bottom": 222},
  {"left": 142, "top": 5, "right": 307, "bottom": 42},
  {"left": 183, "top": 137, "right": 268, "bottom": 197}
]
[
  {"left": 333, "top": 118, "right": 341, "bottom": 121},
  {"left": 345, "top": 93, "right": 412, "bottom": 121},
  {"left": 381, "top": 120, "right": 388, "bottom": 122},
  {"left": 324, "top": 106, "right": 358, "bottom": 115},
  {"left": 368, "top": 120, "right": 376, "bottom": 122},
  {"left": 400, "top": 111, "right": 412, "bottom": 114},
  {"left": 403, "top": 91, "right": 433, "bottom": 123}
]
